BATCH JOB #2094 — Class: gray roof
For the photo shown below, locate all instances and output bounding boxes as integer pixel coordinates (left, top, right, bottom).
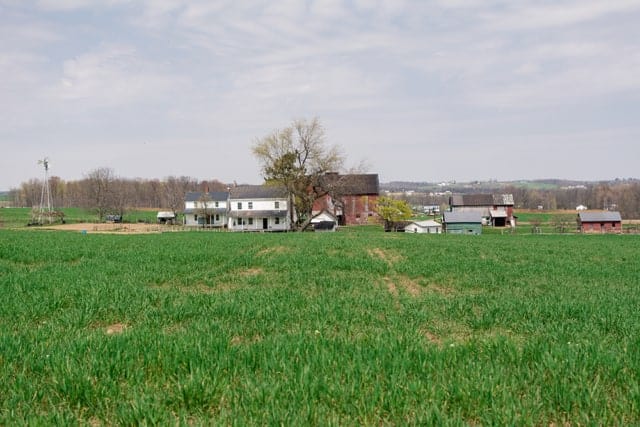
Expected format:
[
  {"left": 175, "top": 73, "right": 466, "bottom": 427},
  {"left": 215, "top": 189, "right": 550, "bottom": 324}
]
[
  {"left": 450, "top": 193, "right": 514, "bottom": 207},
  {"left": 443, "top": 211, "right": 483, "bottom": 223},
  {"left": 185, "top": 191, "right": 228, "bottom": 202},
  {"left": 579, "top": 211, "right": 622, "bottom": 222},
  {"left": 229, "top": 185, "right": 288, "bottom": 199}
]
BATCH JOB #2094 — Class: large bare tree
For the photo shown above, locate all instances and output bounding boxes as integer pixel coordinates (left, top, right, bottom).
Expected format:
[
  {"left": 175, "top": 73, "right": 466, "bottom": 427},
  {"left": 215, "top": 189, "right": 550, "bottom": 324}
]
[
  {"left": 252, "top": 118, "right": 344, "bottom": 230},
  {"left": 84, "top": 167, "right": 117, "bottom": 220}
]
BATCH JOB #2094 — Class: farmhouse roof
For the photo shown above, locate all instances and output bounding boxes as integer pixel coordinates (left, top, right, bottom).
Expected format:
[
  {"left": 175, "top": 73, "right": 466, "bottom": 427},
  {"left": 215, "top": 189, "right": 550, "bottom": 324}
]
[
  {"left": 578, "top": 211, "right": 622, "bottom": 222},
  {"left": 229, "top": 185, "right": 288, "bottom": 199},
  {"left": 443, "top": 211, "right": 483, "bottom": 223},
  {"left": 185, "top": 191, "right": 228, "bottom": 202}
]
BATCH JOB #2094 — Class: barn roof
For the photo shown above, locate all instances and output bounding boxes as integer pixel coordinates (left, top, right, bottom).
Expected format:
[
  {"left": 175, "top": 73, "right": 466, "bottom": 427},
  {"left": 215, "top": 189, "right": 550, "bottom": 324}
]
[
  {"left": 579, "top": 211, "right": 622, "bottom": 222},
  {"left": 443, "top": 211, "right": 483, "bottom": 223}
]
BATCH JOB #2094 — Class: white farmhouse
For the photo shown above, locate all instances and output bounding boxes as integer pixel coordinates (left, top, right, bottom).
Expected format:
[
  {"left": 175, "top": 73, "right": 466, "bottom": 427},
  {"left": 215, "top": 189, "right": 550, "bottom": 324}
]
[
  {"left": 183, "top": 191, "right": 229, "bottom": 228},
  {"left": 228, "top": 185, "right": 291, "bottom": 231}
]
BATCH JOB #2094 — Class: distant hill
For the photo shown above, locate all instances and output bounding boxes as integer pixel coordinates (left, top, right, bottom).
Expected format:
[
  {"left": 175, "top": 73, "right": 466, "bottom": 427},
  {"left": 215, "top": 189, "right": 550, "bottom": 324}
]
[{"left": 381, "top": 179, "right": 638, "bottom": 193}]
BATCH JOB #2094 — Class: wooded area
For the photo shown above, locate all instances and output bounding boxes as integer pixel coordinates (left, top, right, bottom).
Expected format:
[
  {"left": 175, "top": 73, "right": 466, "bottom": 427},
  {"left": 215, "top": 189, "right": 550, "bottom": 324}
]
[{"left": 8, "top": 169, "right": 228, "bottom": 217}]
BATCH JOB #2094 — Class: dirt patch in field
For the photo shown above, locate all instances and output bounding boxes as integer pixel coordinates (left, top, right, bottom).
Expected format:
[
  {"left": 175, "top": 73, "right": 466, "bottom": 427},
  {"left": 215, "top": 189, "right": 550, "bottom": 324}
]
[
  {"left": 42, "top": 222, "right": 175, "bottom": 234},
  {"left": 105, "top": 323, "right": 127, "bottom": 335},
  {"left": 238, "top": 267, "right": 263, "bottom": 277},
  {"left": 257, "top": 246, "right": 289, "bottom": 256},
  {"left": 384, "top": 274, "right": 422, "bottom": 298},
  {"left": 230, "top": 334, "right": 262, "bottom": 346},
  {"left": 368, "top": 247, "right": 403, "bottom": 266}
]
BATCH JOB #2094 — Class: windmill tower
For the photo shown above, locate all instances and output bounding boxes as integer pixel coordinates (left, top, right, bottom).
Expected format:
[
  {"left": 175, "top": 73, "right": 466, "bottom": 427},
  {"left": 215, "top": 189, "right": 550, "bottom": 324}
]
[{"left": 35, "top": 157, "right": 54, "bottom": 224}]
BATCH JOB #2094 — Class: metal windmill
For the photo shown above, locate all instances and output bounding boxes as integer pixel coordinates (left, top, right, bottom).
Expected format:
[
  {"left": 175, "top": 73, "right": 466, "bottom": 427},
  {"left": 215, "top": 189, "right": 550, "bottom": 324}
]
[{"left": 36, "top": 157, "right": 54, "bottom": 224}]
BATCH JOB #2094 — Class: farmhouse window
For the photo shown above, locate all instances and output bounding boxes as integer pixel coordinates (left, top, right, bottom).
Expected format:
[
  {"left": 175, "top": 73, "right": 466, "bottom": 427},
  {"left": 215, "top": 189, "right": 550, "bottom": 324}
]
[
  {"left": 237, "top": 202, "right": 242, "bottom": 209},
  {"left": 275, "top": 217, "right": 280, "bottom": 225},
  {"left": 275, "top": 201, "right": 280, "bottom": 209},
  {"left": 248, "top": 218, "right": 254, "bottom": 225},
  {"left": 248, "top": 202, "right": 253, "bottom": 209},
  {"left": 215, "top": 214, "right": 220, "bottom": 221},
  {"left": 215, "top": 201, "right": 219, "bottom": 208}
]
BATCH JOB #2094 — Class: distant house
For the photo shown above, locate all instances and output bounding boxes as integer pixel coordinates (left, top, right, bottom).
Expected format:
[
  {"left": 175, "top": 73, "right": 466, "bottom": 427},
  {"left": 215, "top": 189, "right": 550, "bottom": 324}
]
[
  {"left": 578, "top": 211, "right": 622, "bottom": 233},
  {"left": 228, "top": 185, "right": 291, "bottom": 231},
  {"left": 442, "top": 211, "right": 483, "bottom": 235},
  {"left": 184, "top": 191, "right": 229, "bottom": 228},
  {"left": 404, "top": 220, "right": 442, "bottom": 234},
  {"left": 312, "top": 173, "right": 380, "bottom": 225},
  {"left": 449, "top": 193, "right": 515, "bottom": 227}
]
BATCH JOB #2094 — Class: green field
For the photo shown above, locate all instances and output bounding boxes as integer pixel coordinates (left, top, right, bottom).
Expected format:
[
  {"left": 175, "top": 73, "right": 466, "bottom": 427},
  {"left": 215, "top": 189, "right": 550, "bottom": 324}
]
[
  {"left": 1, "top": 229, "right": 639, "bottom": 424},
  {"left": 0, "top": 207, "right": 159, "bottom": 229}
]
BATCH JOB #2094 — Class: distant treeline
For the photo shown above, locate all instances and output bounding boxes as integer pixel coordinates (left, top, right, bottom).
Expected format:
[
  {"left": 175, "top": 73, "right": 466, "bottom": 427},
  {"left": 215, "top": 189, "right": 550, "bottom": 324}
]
[
  {"left": 391, "top": 180, "right": 640, "bottom": 219},
  {"left": 8, "top": 168, "right": 230, "bottom": 219}
]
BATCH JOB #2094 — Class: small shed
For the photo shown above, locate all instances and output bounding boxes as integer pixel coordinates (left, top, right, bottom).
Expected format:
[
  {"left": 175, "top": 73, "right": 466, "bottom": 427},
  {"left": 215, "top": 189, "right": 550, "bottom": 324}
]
[
  {"left": 404, "top": 220, "right": 442, "bottom": 234},
  {"left": 442, "top": 211, "right": 483, "bottom": 235},
  {"left": 310, "top": 210, "right": 337, "bottom": 232},
  {"left": 157, "top": 211, "right": 176, "bottom": 224},
  {"left": 578, "top": 211, "right": 622, "bottom": 233}
]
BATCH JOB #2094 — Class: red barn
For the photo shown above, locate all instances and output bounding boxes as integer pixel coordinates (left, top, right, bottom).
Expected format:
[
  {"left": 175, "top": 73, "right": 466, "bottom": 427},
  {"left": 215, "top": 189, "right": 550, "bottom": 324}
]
[
  {"left": 312, "top": 174, "right": 380, "bottom": 226},
  {"left": 578, "top": 211, "right": 622, "bottom": 233}
]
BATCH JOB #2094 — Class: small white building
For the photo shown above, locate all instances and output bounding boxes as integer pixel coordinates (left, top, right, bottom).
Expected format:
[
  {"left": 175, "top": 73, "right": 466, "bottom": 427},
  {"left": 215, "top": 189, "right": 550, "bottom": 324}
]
[
  {"left": 404, "top": 220, "right": 442, "bottom": 234},
  {"left": 157, "top": 211, "right": 176, "bottom": 224},
  {"left": 310, "top": 210, "right": 338, "bottom": 232}
]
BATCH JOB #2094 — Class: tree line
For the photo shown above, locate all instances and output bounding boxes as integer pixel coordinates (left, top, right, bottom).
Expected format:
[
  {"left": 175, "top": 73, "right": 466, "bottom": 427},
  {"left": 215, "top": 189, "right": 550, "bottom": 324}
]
[
  {"left": 398, "top": 180, "right": 640, "bottom": 219},
  {"left": 9, "top": 169, "right": 228, "bottom": 219}
]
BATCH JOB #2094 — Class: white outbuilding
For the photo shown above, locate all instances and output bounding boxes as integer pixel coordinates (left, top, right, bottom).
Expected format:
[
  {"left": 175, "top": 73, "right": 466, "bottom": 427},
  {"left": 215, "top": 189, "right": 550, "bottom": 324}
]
[{"left": 404, "top": 220, "right": 442, "bottom": 234}]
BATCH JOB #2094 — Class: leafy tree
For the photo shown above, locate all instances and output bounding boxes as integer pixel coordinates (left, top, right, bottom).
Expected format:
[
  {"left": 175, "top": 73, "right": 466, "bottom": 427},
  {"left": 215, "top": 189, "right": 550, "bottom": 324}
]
[
  {"left": 376, "top": 197, "right": 412, "bottom": 231},
  {"left": 252, "top": 117, "right": 343, "bottom": 230}
]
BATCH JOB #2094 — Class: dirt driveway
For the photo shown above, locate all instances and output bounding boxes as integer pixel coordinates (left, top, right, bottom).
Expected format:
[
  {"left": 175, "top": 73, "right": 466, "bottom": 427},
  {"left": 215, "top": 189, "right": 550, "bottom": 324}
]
[{"left": 42, "top": 222, "right": 177, "bottom": 234}]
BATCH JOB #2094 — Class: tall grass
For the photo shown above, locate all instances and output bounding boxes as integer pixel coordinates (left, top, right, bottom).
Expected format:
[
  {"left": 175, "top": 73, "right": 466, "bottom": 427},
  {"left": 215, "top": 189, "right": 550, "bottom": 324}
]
[{"left": 1, "top": 229, "right": 639, "bottom": 424}]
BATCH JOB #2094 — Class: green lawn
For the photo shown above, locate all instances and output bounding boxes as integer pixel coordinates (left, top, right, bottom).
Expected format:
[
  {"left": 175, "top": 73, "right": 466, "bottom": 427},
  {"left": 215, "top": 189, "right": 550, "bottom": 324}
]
[
  {"left": 0, "top": 207, "right": 160, "bottom": 228},
  {"left": 1, "top": 229, "right": 639, "bottom": 424}
]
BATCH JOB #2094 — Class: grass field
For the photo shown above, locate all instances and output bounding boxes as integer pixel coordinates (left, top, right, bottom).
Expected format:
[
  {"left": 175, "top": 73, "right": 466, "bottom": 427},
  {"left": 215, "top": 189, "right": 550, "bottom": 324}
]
[
  {"left": 1, "top": 228, "right": 639, "bottom": 424},
  {"left": 0, "top": 207, "right": 159, "bottom": 229}
]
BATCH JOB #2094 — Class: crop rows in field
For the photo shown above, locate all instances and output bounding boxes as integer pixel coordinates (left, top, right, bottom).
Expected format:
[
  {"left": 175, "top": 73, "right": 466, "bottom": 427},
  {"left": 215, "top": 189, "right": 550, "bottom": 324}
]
[{"left": 1, "top": 230, "right": 639, "bottom": 424}]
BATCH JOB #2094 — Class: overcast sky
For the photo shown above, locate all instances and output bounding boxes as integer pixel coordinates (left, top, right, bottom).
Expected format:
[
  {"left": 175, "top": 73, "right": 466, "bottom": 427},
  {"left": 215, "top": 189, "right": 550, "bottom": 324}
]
[{"left": 2, "top": 0, "right": 639, "bottom": 189}]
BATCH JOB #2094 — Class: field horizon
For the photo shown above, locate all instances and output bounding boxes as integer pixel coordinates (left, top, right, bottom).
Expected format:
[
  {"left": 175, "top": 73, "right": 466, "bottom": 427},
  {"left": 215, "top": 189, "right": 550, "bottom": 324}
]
[{"left": 1, "top": 228, "right": 639, "bottom": 424}]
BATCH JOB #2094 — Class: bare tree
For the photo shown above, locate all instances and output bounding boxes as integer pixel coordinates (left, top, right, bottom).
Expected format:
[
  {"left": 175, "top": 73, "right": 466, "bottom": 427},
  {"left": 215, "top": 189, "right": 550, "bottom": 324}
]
[
  {"left": 84, "top": 167, "right": 117, "bottom": 220},
  {"left": 252, "top": 117, "right": 344, "bottom": 230},
  {"left": 163, "top": 176, "right": 197, "bottom": 217}
]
